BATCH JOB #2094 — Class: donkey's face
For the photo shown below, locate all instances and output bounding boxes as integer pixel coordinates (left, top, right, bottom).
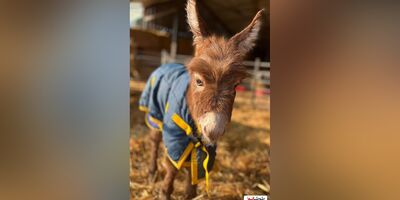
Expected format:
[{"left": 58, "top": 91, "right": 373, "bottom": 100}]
[{"left": 185, "top": 0, "right": 264, "bottom": 145}]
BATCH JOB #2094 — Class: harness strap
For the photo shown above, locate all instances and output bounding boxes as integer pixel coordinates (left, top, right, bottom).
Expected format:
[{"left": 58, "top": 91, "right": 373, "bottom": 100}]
[
  {"left": 201, "top": 146, "right": 210, "bottom": 197},
  {"left": 172, "top": 113, "right": 192, "bottom": 136},
  {"left": 171, "top": 113, "right": 211, "bottom": 196}
]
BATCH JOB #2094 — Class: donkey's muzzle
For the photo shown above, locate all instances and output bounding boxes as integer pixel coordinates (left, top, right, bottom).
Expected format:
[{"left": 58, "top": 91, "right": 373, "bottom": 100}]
[{"left": 198, "top": 112, "right": 228, "bottom": 144}]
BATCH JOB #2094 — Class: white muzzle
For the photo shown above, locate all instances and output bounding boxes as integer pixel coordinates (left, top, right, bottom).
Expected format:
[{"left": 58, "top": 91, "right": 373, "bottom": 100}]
[{"left": 198, "top": 112, "right": 228, "bottom": 145}]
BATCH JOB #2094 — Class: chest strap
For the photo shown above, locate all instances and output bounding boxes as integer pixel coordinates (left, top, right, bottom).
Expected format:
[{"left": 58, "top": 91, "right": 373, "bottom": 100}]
[{"left": 171, "top": 113, "right": 211, "bottom": 196}]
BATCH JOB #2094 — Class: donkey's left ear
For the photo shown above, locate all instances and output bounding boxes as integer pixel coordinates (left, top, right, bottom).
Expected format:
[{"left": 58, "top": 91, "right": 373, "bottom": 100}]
[
  {"left": 186, "top": 0, "right": 209, "bottom": 45},
  {"left": 230, "top": 9, "right": 264, "bottom": 55}
]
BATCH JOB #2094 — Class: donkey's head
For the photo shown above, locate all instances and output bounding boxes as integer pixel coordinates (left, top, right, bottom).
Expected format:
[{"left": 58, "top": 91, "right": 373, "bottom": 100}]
[{"left": 185, "top": 0, "right": 264, "bottom": 145}]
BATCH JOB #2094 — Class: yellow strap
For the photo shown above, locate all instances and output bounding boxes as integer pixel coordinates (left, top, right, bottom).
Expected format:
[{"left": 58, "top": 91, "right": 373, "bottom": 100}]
[
  {"left": 148, "top": 115, "right": 163, "bottom": 130},
  {"left": 172, "top": 113, "right": 211, "bottom": 195},
  {"left": 191, "top": 148, "right": 198, "bottom": 185},
  {"left": 139, "top": 106, "right": 149, "bottom": 112},
  {"left": 171, "top": 113, "right": 192, "bottom": 136},
  {"left": 165, "top": 102, "right": 169, "bottom": 113},
  {"left": 144, "top": 113, "right": 161, "bottom": 131},
  {"left": 167, "top": 143, "right": 194, "bottom": 169},
  {"left": 140, "top": 106, "right": 163, "bottom": 131},
  {"left": 195, "top": 142, "right": 201, "bottom": 148},
  {"left": 201, "top": 146, "right": 210, "bottom": 197},
  {"left": 195, "top": 121, "right": 202, "bottom": 135}
]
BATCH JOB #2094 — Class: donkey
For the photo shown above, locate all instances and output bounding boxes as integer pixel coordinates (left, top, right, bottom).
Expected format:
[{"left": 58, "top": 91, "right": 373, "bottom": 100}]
[{"left": 138, "top": 0, "right": 263, "bottom": 199}]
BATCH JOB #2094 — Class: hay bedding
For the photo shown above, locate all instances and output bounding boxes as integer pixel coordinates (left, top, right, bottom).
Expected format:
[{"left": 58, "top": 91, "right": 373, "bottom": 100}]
[{"left": 130, "top": 80, "right": 270, "bottom": 200}]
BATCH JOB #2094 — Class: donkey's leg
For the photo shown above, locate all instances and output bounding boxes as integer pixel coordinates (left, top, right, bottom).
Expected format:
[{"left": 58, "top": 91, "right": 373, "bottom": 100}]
[
  {"left": 149, "top": 129, "right": 162, "bottom": 175},
  {"left": 183, "top": 168, "right": 197, "bottom": 200},
  {"left": 161, "top": 157, "right": 178, "bottom": 200}
]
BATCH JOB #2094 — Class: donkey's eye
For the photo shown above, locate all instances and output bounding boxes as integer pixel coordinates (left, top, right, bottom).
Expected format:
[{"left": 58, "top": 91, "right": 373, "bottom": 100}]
[{"left": 195, "top": 79, "right": 204, "bottom": 86}]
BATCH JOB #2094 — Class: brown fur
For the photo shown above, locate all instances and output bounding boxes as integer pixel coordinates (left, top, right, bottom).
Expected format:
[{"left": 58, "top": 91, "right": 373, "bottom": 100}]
[
  {"left": 186, "top": 36, "right": 250, "bottom": 123},
  {"left": 148, "top": 129, "right": 161, "bottom": 175},
  {"left": 148, "top": 0, "right": 264, "bottom": 199}
]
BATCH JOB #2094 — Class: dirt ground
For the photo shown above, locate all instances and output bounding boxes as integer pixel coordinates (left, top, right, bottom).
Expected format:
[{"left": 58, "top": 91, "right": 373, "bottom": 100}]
[{"left": 130, "top": 80, "right": 270, "bottom": 200}]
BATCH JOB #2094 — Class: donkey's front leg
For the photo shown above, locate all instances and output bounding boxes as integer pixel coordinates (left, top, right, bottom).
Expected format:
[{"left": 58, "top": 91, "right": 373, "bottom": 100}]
[
  {"left": 161, "top": 157, "right": 178, "bottom": 200},
  {"left": 149, "top": 129, "right": 161, "bottom": 175},
  {"left": 183, "top": 169, "right": 197, "bottom": 199}
]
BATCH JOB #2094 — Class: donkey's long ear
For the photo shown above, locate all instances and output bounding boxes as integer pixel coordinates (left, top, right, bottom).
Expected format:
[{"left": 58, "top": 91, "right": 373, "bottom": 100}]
[
  {"left": 230, "top": 9, "right": 264, "bottom": 55},
  {"left": 186, "top": 0, "right": 209, "bottom": 45}
]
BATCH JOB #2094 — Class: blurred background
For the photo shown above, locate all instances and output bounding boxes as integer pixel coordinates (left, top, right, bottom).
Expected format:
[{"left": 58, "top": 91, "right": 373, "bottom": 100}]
[
  {"left": 129, "top": 0, "right": 270, "bottom": 199},
  {"left": 0, "top": 1, "right": 129, "bottom": 200},
  {"left": 2, "top": 1, "right": 399, "bottom": 200}
]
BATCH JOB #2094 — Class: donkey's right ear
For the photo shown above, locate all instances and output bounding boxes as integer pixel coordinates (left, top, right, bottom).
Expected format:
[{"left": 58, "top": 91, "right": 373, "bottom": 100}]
[
  {"left": 186, "top": 0, "right": 209, "bottom": 45},
  {"left": 230, "top": 9, "right": 264, "bottom": 56}
]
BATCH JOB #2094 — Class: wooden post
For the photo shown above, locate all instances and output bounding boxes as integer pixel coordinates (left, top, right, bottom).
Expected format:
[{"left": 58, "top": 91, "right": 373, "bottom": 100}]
[
  {"left": 252, "top": 58, "right": 261, "bottom": 107},
  {"left": 131, "top": 38, "right": 140, "bottom": 80},
  {"left": 170, "top": 13, "right": 179, "bottom": 62},
  {"left": 142, "top": 8, "right": 147, "bottom": 29},
  {"left": 161, "top": 50, "right": 169, "bottom": 65}
]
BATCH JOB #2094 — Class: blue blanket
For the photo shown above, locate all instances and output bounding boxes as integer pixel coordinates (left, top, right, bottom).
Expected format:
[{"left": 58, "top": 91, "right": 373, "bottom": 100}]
[{"left": 139, "top": 63, "right": 216, "bottom": 186}]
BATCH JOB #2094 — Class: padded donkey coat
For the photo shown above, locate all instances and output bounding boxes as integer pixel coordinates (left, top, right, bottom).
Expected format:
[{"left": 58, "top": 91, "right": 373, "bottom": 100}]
[{"left": 139, "top": 63, "right": 216, "bottom": 185}]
